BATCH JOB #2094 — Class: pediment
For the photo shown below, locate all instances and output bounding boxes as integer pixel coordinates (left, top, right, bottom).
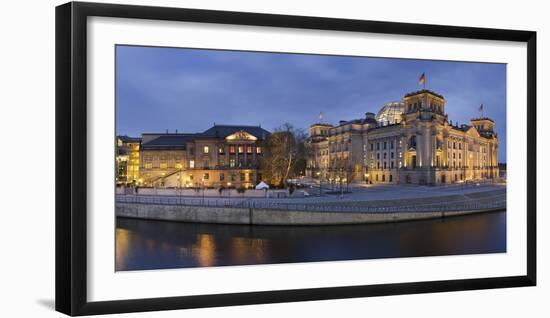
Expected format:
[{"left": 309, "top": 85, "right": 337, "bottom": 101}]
[
  {"left": 225, "top": 130, "right": 258, "bottom": 141},
  {"left": 466, "top": 127, "right": 480, "bottom": 137}
]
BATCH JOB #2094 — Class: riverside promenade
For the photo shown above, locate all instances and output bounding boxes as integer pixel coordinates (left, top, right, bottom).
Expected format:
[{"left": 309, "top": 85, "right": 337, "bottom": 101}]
[{"left": 116, "top": 183, "right": 506, "bottom": 225}]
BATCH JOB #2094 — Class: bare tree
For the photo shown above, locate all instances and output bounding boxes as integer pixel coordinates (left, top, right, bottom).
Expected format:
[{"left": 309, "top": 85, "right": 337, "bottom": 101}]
[{"left": 259, "top": 123, "right": 307, "bottom": 188}]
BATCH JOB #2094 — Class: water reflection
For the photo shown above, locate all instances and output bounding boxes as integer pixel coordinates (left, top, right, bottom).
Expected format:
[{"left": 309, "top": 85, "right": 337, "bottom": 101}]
[{"left": 115, "top": 211, "right": 506, "bottom": 271}]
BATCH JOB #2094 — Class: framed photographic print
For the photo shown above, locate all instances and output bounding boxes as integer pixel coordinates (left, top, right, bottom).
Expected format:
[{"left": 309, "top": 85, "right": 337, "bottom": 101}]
[{"left": 55, "top": 1, "right": 536, "bottom": 316}]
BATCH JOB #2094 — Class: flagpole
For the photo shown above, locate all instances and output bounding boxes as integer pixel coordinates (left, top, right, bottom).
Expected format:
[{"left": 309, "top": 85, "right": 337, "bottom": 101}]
[{"left": 424, "top": 73, "right": 427, "bottom": 111}]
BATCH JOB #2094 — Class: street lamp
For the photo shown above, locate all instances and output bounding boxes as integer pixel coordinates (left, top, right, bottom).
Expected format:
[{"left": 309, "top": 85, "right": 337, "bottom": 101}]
[
  {"left": 315, "top": 170, "right": 322, "bottom": 196},
  {"left": 227, "top": 182, "right": 231, "bottom": 199},
  {"left": 201, "top": 178, "right": 205, "bottom": 204}
]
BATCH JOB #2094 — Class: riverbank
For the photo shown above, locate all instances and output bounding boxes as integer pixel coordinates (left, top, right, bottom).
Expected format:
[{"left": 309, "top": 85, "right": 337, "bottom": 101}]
[{"left": 116, "top": 202, "right": 504, "bottom": 225}]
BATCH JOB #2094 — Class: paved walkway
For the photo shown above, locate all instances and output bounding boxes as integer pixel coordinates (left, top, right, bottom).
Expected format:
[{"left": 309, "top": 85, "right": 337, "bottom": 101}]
[{"left": 117, "top": 183, "right": 506, "bottom": 212}]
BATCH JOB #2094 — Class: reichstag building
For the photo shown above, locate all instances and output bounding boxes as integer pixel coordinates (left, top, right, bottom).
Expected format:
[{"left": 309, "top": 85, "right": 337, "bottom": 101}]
[{"left": 306, "top": 89, "right": 499, "bottom": 185}]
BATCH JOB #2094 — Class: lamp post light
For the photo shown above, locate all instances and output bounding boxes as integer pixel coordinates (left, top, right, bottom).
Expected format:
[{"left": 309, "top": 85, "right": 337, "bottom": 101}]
[
  {"left": 316, "top": 170, "right": 322, "bottom": 196},
  {"left": 201, "top": 178, "right": 205, "bottom": 205}
]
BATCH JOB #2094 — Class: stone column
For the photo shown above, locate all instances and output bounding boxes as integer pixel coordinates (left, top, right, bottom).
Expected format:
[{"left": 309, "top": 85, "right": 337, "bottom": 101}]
[
  {"left": 426, "top": 133, "right": 431, "bottom": 168},
  {"left": 244, "top": 144, "right": 248, "bottom": 167},
  {"left": 416, "top": 132, "right": 423, "bottom": 168},
  {"left": 404, "top": 134, "right": 411, "bottom": 168},
  {"left": 236, "top": 144, "right": 240, "bottom": 167},
  {"left": 424, "top": 127, "right": 431, "bottom": 183},
  {"left": 225, "top": 144, "right": 229, "bottom": 167},
  {"left": 252, "top": 145, "right": 257, "bottom": 166}
]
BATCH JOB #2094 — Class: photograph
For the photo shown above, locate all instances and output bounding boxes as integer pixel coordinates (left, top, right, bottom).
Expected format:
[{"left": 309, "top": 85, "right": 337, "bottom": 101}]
[{"left": 114, "top": 45, "right": 507, "bottom": 271}]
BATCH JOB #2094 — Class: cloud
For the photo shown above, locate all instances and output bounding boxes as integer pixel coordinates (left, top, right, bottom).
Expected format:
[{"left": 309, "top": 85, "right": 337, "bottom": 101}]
[{"left": 116, "top": 46, "right": 507, "bottom": 161}]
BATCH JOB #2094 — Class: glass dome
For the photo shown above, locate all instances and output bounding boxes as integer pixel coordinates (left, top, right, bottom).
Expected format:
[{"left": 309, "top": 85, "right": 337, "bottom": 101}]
[{"left": 375, "top": 101, "right": 405, "bottom": 125}]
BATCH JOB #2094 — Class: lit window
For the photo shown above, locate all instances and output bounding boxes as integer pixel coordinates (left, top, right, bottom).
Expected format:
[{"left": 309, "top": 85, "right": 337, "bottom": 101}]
[
  {"left": 256, "top": 146, "right": 262, "bottom": 154},
  {"left": 229, "top": 146, "right": 235, "bottom": 153},
  {"left": 145, "top": 162, "right": 152, "bottom": 169},
  {"left": 189, "top": 160, "right": 195, "bottom": 169},
  {"left": 238, "top": 145, "right": 244, "bottom": 153},
  {"left": 203, "top": 146, "right": 209, "bottom": 153},
  {"left": 159, "top": 163, "right": 167, "bottom": 169},
  {"left": 247, "top": 146, "right": 252, "bottom": 153},
  {"left": 229, "top": 159, "right": 235, "bottom": 167},
  {"left": 175, "top": 163, "right": 183, "bottom": 169},
  {"left": 219, "top": 147, "right": 224, "bottom": 154}
]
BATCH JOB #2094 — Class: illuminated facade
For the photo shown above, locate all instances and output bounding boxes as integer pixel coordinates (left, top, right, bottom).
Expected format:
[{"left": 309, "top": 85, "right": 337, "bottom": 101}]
[
  {"left": 307, "top": 89, "right": 499, "bottom": 185},
  {"left": 135, "top": 125, "right": 270, "bottom": 188},
  {"left": 116, "top": 136, "right": 141, "bottom": 185}
]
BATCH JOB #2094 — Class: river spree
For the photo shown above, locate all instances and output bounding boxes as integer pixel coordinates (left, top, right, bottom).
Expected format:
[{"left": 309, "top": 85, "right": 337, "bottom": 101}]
[{"left": 116, "top": 211, "right": 505, "bottom": 271}]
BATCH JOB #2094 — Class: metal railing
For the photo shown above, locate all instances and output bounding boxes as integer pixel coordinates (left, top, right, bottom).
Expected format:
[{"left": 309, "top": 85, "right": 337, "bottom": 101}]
[{"left": 115, "top": 195, "right": 506, "bottom": 214}]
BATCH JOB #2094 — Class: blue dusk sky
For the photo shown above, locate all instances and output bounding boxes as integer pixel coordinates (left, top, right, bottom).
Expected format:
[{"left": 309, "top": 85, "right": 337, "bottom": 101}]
[{"left": 116, "top": 45, "right": 507, "bottom": 162}]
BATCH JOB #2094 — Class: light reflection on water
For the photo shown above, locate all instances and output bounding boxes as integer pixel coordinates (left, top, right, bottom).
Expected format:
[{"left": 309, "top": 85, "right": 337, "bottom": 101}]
[{"left": 115, "top": 211, "right": 506, "bottom": 271}]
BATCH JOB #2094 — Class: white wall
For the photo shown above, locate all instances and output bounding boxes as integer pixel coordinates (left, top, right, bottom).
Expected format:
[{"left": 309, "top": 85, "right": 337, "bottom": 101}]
[{"left": 0, "top": 0, "right": 547, "bottom": 317}]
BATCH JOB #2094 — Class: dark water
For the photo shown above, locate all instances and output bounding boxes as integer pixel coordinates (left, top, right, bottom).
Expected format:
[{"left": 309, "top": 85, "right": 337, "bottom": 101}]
[{"left": 116, "top": 211, "right": 506, "bottom": 271}]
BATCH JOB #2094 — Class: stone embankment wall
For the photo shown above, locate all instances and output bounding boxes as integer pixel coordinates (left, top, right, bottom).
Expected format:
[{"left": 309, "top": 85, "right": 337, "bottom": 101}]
[{"left": 116, "top": 202, "right": 503, "bottom": 226}]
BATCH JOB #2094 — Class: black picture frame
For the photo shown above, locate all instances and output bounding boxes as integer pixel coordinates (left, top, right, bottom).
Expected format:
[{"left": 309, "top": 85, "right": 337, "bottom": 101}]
[{"left": 55, "top": 1, "right": 536, "bottom": 316}]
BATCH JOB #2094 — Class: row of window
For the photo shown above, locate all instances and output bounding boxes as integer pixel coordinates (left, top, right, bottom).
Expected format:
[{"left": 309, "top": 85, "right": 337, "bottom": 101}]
[
  {"left": 329, "top": 143, "right": 349, "bottom": 152},
  {"left": 372, "top": 152, "right": 396, "bottom": 160},
  {"left": 178, "top": 172, "right": 254, "bottom": 182},
  {"left": 317, "top": 149, "right": 329, "bottom": 156},
  {"left": 370, "top": 140, "right": 396, "bottom": 151},
  {"left": 204, "top": 172, "right": 253, "bottom": 182},
  {"left": 211, "top": 145, "right": 262, "bottom": 154},
  {"left": 373, "top": 160, "right": 396, "bottom": 169},
  {"left": 407, "top": 101, "right": 443, "bottom": 113},
  {"left": 448, "top": 141, "right": 463, "bottom": 150},
  {"left": 373, "top": 174, "right": 393, "bottom": 182},
  {"left": 145, "top": 157, "right": 259, "bottom": 170}
]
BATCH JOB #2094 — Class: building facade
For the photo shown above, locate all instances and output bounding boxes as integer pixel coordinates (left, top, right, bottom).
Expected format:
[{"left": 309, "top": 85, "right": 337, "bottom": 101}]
[
  {"left": 115, "top": 136, "right": 141, "bottom": 185},
  {"left": 119, "top": 125, "right": 270, "bottom": 188},
  {"left": 306, "top": 89, "right": 499, "bottom": 185}
]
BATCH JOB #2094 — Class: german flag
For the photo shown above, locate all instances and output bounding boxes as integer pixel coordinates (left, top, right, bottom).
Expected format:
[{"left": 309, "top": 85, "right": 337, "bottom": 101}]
[{"left": 418, "top": 72, "right": 426, "bottom": 86}]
